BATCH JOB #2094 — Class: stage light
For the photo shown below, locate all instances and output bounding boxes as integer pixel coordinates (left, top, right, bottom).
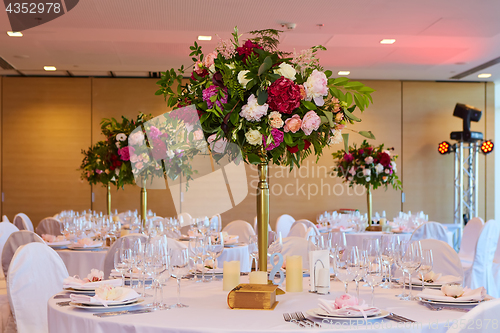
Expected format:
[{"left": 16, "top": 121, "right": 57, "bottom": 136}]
[
  {"left": 438, "top": 141, "right": 452, "bottom": 154},
  {"left": 450, "top": 103, "right": 483, "bottom": 142},
  {"left": 481, "top": 140, "right": 494, "bottom": 154}
]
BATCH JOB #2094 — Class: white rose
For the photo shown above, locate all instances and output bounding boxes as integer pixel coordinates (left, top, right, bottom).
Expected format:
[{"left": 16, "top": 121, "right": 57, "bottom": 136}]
[
  {"left": 365, "top": 156, "right": 374, "bottom": 164},
  {"left": 422, "top": 271, "right": 441, "bottom": 283},
  {"left": 363, "top": 169, "right": 371, "bottom": 176},
  {"left": 391, "top": 161, "right": 397, "bottom": 172},
  {"left": 385, "top": 169, "right": 391, "bottom": 174},
  {"left": 167, "top": 150, "right": 175, "bottom": 159},
  {"left": 238, "top": 70, "right": 251, "bottom": 88},
  {"left": 245, "top": 129, "right": 262, "bottom": 146},
  {"left": 116, "top": 133, "right": 127, "bottom": 141},
  {"left": 365, "top": 176, "right": 371, "bottom": 182},
  {"left": 275, "top": 63, "right": 296, "bottom": 81},
  {"left": 115, "top": 142, "right": 121, "bottom": 148},
  {"left": 115, "top": 169, "right": 120, "bottom": 176},
  {"left": 375, "top": 163, "right": 384, "bottom": 174},
  {"left": 441, "top": 284, "right": 464, "bottom": 298}
]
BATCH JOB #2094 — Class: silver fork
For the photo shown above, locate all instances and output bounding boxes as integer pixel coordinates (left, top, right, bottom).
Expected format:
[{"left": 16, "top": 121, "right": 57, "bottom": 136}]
[
  {"left": 283, "top": 313, "right": 305, "bottom": 327},
  {"left": 389, "top": 313, "right": 416, "bottom": 323},
  {"left": 423, "top": 302, "right": 469, "bottom": 313},
  {"left": 294, "top": 312, "right": 321, "bottom": 328}
]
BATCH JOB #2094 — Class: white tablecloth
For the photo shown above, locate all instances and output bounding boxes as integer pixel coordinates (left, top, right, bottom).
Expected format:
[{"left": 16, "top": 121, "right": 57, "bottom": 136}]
[
  {"left": 56, "top": 249, "right": 107, "bottom": 278},
  {"left": 48, "top": 276, "right": 472, "bottom": 333}
]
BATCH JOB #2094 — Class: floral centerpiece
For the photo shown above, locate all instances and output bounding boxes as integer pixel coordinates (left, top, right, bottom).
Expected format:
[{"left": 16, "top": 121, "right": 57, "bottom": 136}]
[
  {"left": 155, "top": 27, "right": 376, "bottom": 270},
  {"left": 332, "top": 140, "right": 402, "bottom": 225},
  {"left": 79, "top": 140, "right": 118, "bottom": 187}
]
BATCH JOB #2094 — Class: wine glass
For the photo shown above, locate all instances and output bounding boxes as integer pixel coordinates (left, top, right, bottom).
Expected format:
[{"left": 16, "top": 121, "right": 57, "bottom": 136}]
[
  {"left": 207, "top": 233, "right": 224, "bottom": 281},
  {"left": 249, "top": 235, "right": 259, "bottom": 271},
  {"left": 380, "top": 235, "right": 399, "bottom": 289},
  {"left": 131, "top": 239, "right": 144, "bottom": 291},
  {"left": 350, "top": 248, "right": 366, "bottom": 300},
  {"left": 334, "top": 246, "right": 357, "bottom": 294},
  {"left": 114, "top": 248, "right": 130, "bottom": 287},
  {"left": 397, "top": 241, "right": 422, "bottom": 301},
  {"left": 188, "top": 238, "right": 201, "bottom": 282},
  {"left": 144, "top": 237, "right": 168, "bottom": 310},
  {"left": 170, "top": 248, "right": 191, "bottom": 308},
  {"left": 364, "top": 252, "right": 383, "bottom": 306},
  {"left": 418, "top": 249, "right": 433, "bottom": 291},
  {"left": 195, "top": 236, "right": 210, "bottom": 282}
]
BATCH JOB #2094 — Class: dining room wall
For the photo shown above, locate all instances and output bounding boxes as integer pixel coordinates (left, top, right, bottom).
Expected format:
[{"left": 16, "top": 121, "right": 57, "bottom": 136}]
[{"left": 0, "top": 77, "right": 494, "bottom": 229}]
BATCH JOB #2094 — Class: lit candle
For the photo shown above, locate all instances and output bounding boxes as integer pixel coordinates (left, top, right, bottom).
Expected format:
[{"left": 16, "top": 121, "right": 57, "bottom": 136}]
[
  {"left": 379, "top": 218, "right": 387, "bottom": 226},
  {"left": 223, "top": 261, "right": 240, "bottom": 291},
  {"left": 249, "top": 271, "right": 268, "bottom": 284},
  {"left": 316, "top": 268, "right": 330, "bottom": 295},
  {"left": 285, "top": 255, "right": 303, "bottom": 292}
]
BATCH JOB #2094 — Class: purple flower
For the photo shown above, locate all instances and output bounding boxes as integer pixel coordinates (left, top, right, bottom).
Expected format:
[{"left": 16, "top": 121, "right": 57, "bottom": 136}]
[
  {"left": 148, "top": 126, "right": 161, "bottom": 139},
  {"left": 263, "top": 129, "right": 284, "bottom": 151},
  {"left": 343, "top": 153, "right": 354, "bottom": 163},
  {"left": 202, "top": 85, "right": 228, "bottom": 109},
  {"left": 118, "top": 146, "right": 134, "bottom": 161}
]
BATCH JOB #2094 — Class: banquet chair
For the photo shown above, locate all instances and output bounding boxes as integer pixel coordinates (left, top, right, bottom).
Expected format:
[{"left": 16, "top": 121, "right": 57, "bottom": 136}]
[
  {"left": 2, "top": 215, "right": 9, "bottom": 223},
  {"left": 210, "top": 214, "right": 222, "bottom": 228},
  {"left": 275, "top": 214, "right": 295, "bottom": 238},
  {"left": 12, "top": 213, "right": 34, "bottom": 232},
  {"left": 419, "top": 239, "right": 464, "bottom": 280},
  {"left": 458, "top": 217, "right": 484, "bottom": 267},
  {"left": 103, "top": 233, "right": 147, "bottom": 279},
  {"left": 409, "top": 222, "right": 450, "bottom": 245},
  {"left": 290, "top": 219, "right": 320, "bottom": 236},
  {"left": 464, "top": 219, "right": 500, "bottom": 298},
  {"left": 287, "top": 223, "right": 308, "bottom": 238},
  {"left": 0, "top": 222, "right": 19, "bottom": 278},
  {"left": 7, "top": 242, "right": 68, "bottom": 333},
  {"left": 35, "top": 217, "right": 63, "bottom": 236},
  {"left": 178, "top": 212, "right": 193, "bottom": 235},
  {"left": 446, "top": 297, "right": 500, "bottom": 333},
  {"left": 2, "top": 231, "right": 44, "bottom": 276},
  {"left": 222, "top": 220, "right": 255, "bottom": 244},
  {"left": 281, "top": 237, "right": 309, "bottom": 269}
]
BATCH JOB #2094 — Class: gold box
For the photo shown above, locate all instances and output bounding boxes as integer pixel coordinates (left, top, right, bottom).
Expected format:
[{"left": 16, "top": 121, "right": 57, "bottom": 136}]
[
  {"left": 227, "top": 284, "right": 285, "bottom": 310},
  {"left": 366, "top": 225, "right": 382, "bottom": 231}
]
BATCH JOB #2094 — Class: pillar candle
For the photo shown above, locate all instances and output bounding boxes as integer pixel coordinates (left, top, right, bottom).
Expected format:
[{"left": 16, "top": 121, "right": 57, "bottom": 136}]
[
  {"left": 316, "top": 268, "right": 330, "bottom": 294},
  {"left": 285, "top": 255, "right": 303, "bottom": 292},
  {"left": 223, "top": 261, "right": 240, "bottom": 291},
  {"left": 249, "top": 271, "right": 268, "bottom": 284},
  {"left": 379, "top": 218, "right": 387, "bottom": 226}
]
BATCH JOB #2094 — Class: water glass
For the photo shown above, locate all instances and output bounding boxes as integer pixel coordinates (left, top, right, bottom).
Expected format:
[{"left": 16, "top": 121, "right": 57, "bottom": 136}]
[{"left": 170, "top": 248, "right": 191, "bottom": 308}]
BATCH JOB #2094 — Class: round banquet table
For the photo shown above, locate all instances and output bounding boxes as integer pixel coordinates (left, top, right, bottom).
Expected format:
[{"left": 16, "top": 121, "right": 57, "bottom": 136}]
[
  {"left": 48, "top": 276, "right": 470, "bottom": 333},
  {"left": 56, "top": 248, "right": 107, "bottom": 278}
]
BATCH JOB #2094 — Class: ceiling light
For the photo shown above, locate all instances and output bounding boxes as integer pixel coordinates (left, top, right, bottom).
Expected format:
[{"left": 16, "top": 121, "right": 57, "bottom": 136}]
[
  {"left": 478, "top": 73, "right": 491, "bottom": 78},
  {"left": 7, "top": 31, "right": 23, "bottom": 37},
  {"left": 338, "top": 71, "right": 350, "bottom": 76},
  {"left": 44, "top": 66, "right": 57, "bottom": 71},
  {"left": 198, "top": 36, "right": 212, "bottom": 41},
  {"left": 380, "top": 39, "right": 396, "bottom": 44}
]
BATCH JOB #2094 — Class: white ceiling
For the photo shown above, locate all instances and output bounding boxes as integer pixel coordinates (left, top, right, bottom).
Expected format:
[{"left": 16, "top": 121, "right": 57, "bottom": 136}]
[{"left": 1, "top": 0, "right": 500, "bottom": 81}]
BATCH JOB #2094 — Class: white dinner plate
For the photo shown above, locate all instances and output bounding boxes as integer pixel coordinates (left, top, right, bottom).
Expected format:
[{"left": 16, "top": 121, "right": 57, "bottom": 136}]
[
  {"left": 70, "top": 298, "right": 144, "bottom": 310},
  {"left": 64, "top": 287, "right": 96, "bottom": 294},
  {"left": 224, "top": 242, "right": 246, "bottom": 248},
  {"left": 306, "top": 308, "right": 390, "bottom": 321},
  {"left": 313, "top": 307, "right": 382, "bottom": 318},
  {"left": 419, "top": 298, "right": 490, "bottom": 306}
]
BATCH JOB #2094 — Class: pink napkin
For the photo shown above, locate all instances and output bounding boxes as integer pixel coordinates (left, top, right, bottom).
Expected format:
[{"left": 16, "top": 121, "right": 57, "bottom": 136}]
[{"left": 318, "top": 299, "right": 380, "bottom": 319}]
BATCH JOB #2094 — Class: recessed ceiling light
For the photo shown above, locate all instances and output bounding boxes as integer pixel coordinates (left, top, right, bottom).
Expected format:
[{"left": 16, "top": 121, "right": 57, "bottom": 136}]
[
  {"left": 478, "top": 73, "right": 491, "bottom": 78},
  {"left": 338, "top": 71, "right": 350, "bottom": 76},
  {"left": 7, "top": 31, "right": 23, "bottom": 37},
  {"left": 380, "top": 39, "right": 396, "bottom": 44},
  {"left": 44, "top": 66, "right": 57, "bottom": 71},
  {"left": 198, "top": 36, "right": 212, "bottom": 41}
]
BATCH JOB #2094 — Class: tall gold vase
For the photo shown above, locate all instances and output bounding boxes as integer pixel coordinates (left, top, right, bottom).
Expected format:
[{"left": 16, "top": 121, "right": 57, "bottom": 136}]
[
  {"left": 106, "top": 183, "right": 112, "bottom": 216},
  {"left": 140, "top": 178, "right": 147, "bottom": 229},
  {"left": 257, "top": 162, "right": 269, "bottom": 272},
  {"left": 366, "top": 186, "right": 372, "bottom": 226}
]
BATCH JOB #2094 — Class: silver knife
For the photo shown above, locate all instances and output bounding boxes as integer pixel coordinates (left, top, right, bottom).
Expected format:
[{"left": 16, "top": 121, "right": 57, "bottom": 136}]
[
  {"left": 94, "top": 309, "right": 153, "bottom": 317},
  {"left": 435, "top": 306, "right": 470, "bottom": 312}
]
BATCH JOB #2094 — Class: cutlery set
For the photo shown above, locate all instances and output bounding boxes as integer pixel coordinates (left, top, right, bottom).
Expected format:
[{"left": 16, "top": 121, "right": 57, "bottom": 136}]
[
  {"left": 283, "top": 312, "right": 321, "bottom": 328},
  {"left": 422, "top": 302, "right": 470, "bottom": 313}
]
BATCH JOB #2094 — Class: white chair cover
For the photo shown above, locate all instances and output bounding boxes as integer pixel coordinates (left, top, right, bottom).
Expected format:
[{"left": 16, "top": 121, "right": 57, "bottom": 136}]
[
  {"left": 35, "top": 218, "right": 62, "bottom": 236},
  {"left": 210, "top": 214, "right": 221, "bottom": 228},
  {"left": 275, "top": 214, "right": 295, "bottom": 238},
  {"left": 178, "top": 213, "right": 193, "bottom": 235},
  {"left": 103, "top": 233, "right": 147, "bottom": 279},
  {"left": 2, "top": 215, "right": 9, "bottom": 223},
  {"left": 252, "top": 216, "right": 272, "bottom": 234},
  {"left": 0, "top": 222, "right": 19, "bottom": 276},
  {"left": 2, "top": 231, "right": 44, "bottom": 276},
  {"left": 13, "top": 214, "right": 34, "bottom": 232},
  {"left": 459, "top": 217, "right": 485, "bottom": 267},
  {"left": 419, "top": 239, "right": 464, "bottom": 279},
  {"left": 409, "top": 222, "right": 450, "bottom": 244},
  {"left": 222, "top": 220, "right": 255, "bottom": 244},
  {"left": 446, "top": 297, "right": 500, "bottom": 333},
  {"left": 464, "top": 219, "right": 500, "bottom": 298},
  {"left": 7, "top": 242, "right": 68, "bottom": 333},
  {"left": 287, "top": 223, "right": 308, "bottom": 238},
  {"left": 289, "top": 219, "right": 319, "bottom": 237},
  {"left": 281, "top": 237, "right": 309, "bottom": 269}
]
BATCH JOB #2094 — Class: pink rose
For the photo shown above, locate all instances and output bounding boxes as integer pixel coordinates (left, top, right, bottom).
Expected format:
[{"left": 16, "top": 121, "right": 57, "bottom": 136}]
[
  {"left": 284, "top": 114, "right": 302, "bottom": 133},
  {"left": 203, "top": 51, "right": 218, "bottom": 69},
  {"left": 304, "top": 70, "right": 328, "bottom": 106},
  {"left": 135, "top": 161, "right": 144, "bottom": 170},
  {"left": 207, "top": 134, "right": 228, "bottom": 154},
  {"left": 193, "top": 129, "right": 204, "bottom": 141},
  {"left": 194, "top": 61, "right": 204, "bottom": 74},
  {"left": 95, "top": 169, "right": 103, "bottom": 174},
  {"left": 301, "top": 111, "right": 321, "bottom": 135},
  {"left": 334, "top": 294, "right": 359, "bottom": 309},
  {"left": 118, "top": 146, "right": 134, "bottom": 161}
]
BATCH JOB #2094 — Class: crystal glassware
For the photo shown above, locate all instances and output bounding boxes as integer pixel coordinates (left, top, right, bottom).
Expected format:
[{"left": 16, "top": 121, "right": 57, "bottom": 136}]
[
  {"left": 418, "top": 249, "right": 433, "bottom": 291},
  {"left": 170, "top": 248, "right": 191, "bottom": 308},
  {"left": 397, "top": 241, "right": 422, "bottom": 301}
]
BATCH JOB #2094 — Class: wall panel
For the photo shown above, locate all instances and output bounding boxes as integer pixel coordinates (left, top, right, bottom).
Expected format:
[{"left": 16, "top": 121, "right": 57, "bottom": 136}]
[{"left": 2, "top": 77, "right": 92, "bottom": 226}]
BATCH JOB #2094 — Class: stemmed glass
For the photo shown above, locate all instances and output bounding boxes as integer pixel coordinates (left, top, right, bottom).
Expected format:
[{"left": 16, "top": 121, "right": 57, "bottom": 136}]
[
  {"left": 113, "top": 247, "right": 131, "bottom": 287},
  {"left": 207, "top": 233, "right": 224, "bottom": 281},
  {"left": 380, "top": 235, "right": 399, "bottom": 289},
  {"left": 131, "top": 239, "right": 144, "bottom": 291},
  {"left": 334, "top": 246, "right": 357, "bottom": 294},
  {"left": 364, "top": 251, "right": 383, "bottom": 306},
  {"left": 249, "top": 235, "right": 259, "bottom": 271},
  {"left": 418, "top": 249, "right": 433, "bottom": 291},
  {"left": 188, "top": 238, "right": 201, "bottom": 282},
  {"left": 195, "top": 236, "right": 210, "bottom": 282},
  {"left": 351, "top": 248, "right": 367, "bottom": 300},
  {"left": 144, "top": 238, "right": 167, "bottom": 310},
  {"left": 170, "top": 248, "right": 191, "bottom": 308},
  {"left": 397, "top": 241, "right": 422, "bottom": 301}
]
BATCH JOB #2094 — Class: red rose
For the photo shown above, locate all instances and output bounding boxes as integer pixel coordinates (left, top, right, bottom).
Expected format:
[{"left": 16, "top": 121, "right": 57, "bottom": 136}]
[
  {"left": 190, "top": 68, "right": 208, "bottom": 81},
  {"left": 236, "top": 40, "right": 263, "bottom": 63},
  {"left": 151, "top": 139, "right": 167, "bottom": 160},
  {"left": 378, "top": 152, "right": 391, "bottom": 167},
  {"left": 365, "top": 147, "right": 373, "bottom": 155},
  {"left": 286, "top": 139, "right": 311, "bottom": 153},
  {"left": 267, "top": 77, "right": 302, "bottom": 114}
]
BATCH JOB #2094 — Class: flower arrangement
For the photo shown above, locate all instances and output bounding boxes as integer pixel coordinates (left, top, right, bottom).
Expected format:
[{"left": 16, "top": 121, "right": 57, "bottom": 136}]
[
  {"left": 156, "top": 28, "right": 375, "bottom": 168},
  {"left": 332, "top": 140, "right": 401, "bottom": 190},
  {"left": 79, "top": 140, "right": 119, "bottom": 187}
]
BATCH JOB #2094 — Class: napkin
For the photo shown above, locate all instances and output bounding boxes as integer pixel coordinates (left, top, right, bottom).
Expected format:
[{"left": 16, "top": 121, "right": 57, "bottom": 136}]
[
  {"left": 70, "top": 287, "right": 139, "bottom": 307},
  {"left": 42, "top": 234, "right": 66, "bottom": 243},
  {"left": 71, "top": 239, "right": 102, "bottom": 248},
  {"left": 410, "top": 275, "right": 462, "bottom": 285},
  {"left": 318, "top": 299, "right": 380, "bottom": 319},
  {"left": 63, "top": 276, "right": 122, "bottom": 289},
  {"left": 417, "top": 287, "right": 486, "bottom": 302}
]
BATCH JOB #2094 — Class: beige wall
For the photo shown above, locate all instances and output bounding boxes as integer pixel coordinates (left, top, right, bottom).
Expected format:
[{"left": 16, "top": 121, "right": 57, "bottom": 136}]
[{"left": 0, "top": 77, "right": 494, "bottom": 229}]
